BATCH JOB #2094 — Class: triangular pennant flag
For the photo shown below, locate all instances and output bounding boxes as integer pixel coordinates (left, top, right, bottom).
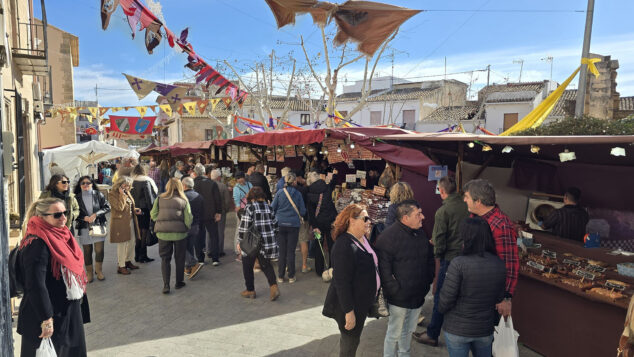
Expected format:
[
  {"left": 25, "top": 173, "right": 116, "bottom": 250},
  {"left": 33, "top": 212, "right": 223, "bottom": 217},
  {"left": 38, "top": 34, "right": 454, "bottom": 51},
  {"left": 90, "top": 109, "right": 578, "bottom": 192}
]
[
  {"left": 183, "top": 101, "right": 197, "bottom": 116},
  {"left": 69, "top": 107, "right": 78, "bottom": 115},
  {"left": 99, "top": 107, "right": 109, "bottom": 116},
  {"left": 222, "top": 97, "right": 232, "bottom": 109},
  {"left": 86, "top": 115, "right": 93, "bottom": 123},
  {"left": 69, "top": 112, "right": 78, "bottom": 122},
  {"left": 159, "top": 104, "right": 173, "bottom": 116},
  {"left": 210, "top": 98, "right": 221, "bottom": 111},
  {"left": 123, "top": 73, "right": 157, "bottom": 100},
  {"left": 124, "top": 106, "right": 132, "bottom": 111},
  {"left": 88, "top": 107, "right": 98, "bottom": 118},
  {"left": 111, "top": 107, "right": 122, "bottom": 113},
  {"left": 197, "top": 100, "right": 209, "bottom": 114},
  {"left": 148, "top": 105, "right": 157, "bottom": 114},
  {"left": 177, "top": 104, "right": 184, "bottom": 116},
  {"left": 136, "top": 106, "right": 148, "bottom": 118}
]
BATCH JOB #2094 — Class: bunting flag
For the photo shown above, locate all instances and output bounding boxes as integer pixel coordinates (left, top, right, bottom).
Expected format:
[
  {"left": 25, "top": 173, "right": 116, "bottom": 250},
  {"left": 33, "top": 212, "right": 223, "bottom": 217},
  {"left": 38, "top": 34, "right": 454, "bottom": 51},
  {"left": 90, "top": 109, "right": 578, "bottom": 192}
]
[
  {"left": 148, "top": 105, "right": 157, "bottom": 113},
  {"left": 88, "top": 107, "right": 98, "bottom": 118},
  {"left": 100, "top": 0, "right": 120, "bottom": 30},
  {"left": 136, "top": 106, "right": 148, "bottom": 118},
  {"left": 86, "top": 115, "right": 93, "bottom": 123},
  {"left": 197, "top": 100, "right": 209, "bottom": 114},
  {"left": 111, "top": 107, "right": 122, "bottom": 113},
  {"left": 210, "top": 98, "right": 221, "bottom": 111},
  {"left": 68, "top": 107, "right": 78, "bottom": 122},
  {"left": 222, "top": 97, "right": 232, "bottom": 109},
  {"left": 99, "top": 107, "right": 109, "bottom": 116},
  {"left": 108, "top": 115, "right": 156, "bottom": 135},
  {"left": 124, "top": 73, "right": 156, "bottom": 99},
  {"left": 183, "top": 101, "right": 197, "bottom": 115},
  {"left": 159, "top": 104, "right": 173, "bottom": 116}
]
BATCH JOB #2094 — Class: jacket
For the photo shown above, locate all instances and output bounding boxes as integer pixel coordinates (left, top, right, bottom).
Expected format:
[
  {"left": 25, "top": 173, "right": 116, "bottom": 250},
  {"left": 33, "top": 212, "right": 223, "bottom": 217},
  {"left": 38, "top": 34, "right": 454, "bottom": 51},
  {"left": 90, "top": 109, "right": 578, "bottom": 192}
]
[
  {"left": 238, "top": 201, "right": 279, "bottom": 259},
  {"left": 322, "top": 233, "right": 377, "bottom": 321},
  {"left": 438, "top": 252, "right": 506, "bottom": 338},
  {"left": 184, "top": 189, "right": 204, "bottom": 226},
  {"left": 432, "top": 193, "right": 469, "bottom": 261},
  {"left": 216, "top": 180, "right": 235, "bottom": 214},
  {"left": 108, "top": 190, "right": 140, "bottom": 244},
  {"left": 39, "top": 190, "right": 80, "bottom": 230},
  {"left": 75, "top": 190, "right": 111, "bottom": 232},
  {"left": 385, "top": 203, "right": 398, "bottom": 227},
  {"left": 542, "top": 204, "right": 589, "bottom": 242},
  {"left": 153, "top": 196, "right": 189, "bottom": 234},
  {"left": 306, "top": 178, "right": 337, "bottom": 229},
  {"left": 375, "top": 221, "right": 435, "bottom": 309},
  {"left": 248, "top": 171, "right": 272, "bottom": 202},
  {"left": 271, "top": 186, "right": 306, "bottom": 228},
  {"left": 193, "top": 176, "right": 222, "bottom": 222},
  {"left": 17, "top": 238, "right": 90, "bottom": 344},
  {"left": 233, "top": 181, "right": 253, "bottom": 208},
  {"left": 131, "top": 176, "right": 158, "bottom": 210}
]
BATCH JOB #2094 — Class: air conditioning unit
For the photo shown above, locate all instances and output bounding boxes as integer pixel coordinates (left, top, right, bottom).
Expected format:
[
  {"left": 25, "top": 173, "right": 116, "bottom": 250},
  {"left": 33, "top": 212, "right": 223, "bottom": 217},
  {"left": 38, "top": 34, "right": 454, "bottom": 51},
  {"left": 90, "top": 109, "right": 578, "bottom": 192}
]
[{"left": 525, "top": 196, "right": 565, "bottom": 230}]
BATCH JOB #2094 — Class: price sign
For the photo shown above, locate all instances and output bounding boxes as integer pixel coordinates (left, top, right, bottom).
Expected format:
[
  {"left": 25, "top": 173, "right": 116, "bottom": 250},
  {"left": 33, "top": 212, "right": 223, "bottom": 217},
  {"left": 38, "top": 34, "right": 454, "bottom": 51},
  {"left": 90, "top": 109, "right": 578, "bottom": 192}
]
[
  {"left": 542, "top": 250, "right": 557, "bottom": 259},
  {"left": 563, "top": 259, "right": 581, "bottom": 267},
  {"left": 356, "top": 170, "right": 367, "bottom": 179},
  {"left": 605, "top": 281, "right": 627, "bottom": 291},
  {"left": 373, "top": 186, "right": 386, "bottom": 196},
  {"left": 346, "top": 174, "right": 357, "bottom": 183},
  {"left": 585, "top": 264, "right": 606, "bottom": 273},
  {"left": 527, "top": 261, "right": 554, "bottom": 273},
  {"left": 573, "top": 269, "right": 597, "bottom": 281},
  {"left": 268, "top": 167, "right": 277, "bottom": 174}
]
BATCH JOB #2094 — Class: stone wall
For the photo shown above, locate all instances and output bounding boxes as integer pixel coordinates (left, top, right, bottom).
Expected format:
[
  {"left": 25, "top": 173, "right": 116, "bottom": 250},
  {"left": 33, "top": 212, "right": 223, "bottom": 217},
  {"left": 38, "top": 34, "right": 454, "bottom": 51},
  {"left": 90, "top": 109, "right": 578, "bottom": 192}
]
[{"left": 584, "top": 53, "right": 620, "bottom": 120}]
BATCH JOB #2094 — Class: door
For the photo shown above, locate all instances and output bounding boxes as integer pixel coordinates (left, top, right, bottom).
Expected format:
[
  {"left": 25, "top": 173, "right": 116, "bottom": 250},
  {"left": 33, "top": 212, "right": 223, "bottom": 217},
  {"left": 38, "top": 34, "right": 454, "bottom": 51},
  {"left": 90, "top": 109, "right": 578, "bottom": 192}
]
[
  {"left": 370, "top": 111, "right": 382, "bottom": 126},
  {"left": 503, "top": 113, "right": 519, "bottom": 131},
  {"left": 402, "top": 110, "right": 415, "bottom": 129}
]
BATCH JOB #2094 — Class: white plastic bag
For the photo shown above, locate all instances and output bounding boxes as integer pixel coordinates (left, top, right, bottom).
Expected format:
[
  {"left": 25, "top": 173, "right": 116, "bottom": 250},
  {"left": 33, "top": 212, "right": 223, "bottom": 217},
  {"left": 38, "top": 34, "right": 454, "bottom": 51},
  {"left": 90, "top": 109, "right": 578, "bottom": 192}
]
[
  {"left": 492, "top": 316, "right": 519, "bottom": 357},
  {"left": 36, "top": 337, "right": 57, "bottom": 357}
]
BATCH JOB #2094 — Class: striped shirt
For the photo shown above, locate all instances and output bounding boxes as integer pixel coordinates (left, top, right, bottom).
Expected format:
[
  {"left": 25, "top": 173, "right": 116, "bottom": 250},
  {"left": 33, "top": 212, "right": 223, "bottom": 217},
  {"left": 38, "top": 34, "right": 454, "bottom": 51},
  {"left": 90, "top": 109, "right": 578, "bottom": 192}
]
[
  {"left": 542, "top": 205, "right": 589, "bottom": 243},
  {"left": 238, "top": 201, "right": 279, "bottom": 259}
]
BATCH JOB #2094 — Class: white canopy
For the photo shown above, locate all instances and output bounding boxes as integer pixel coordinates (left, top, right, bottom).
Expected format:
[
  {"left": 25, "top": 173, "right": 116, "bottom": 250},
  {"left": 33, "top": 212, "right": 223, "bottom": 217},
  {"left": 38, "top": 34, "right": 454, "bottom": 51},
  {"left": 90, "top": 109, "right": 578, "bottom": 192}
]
[{"left": 42, "top": 141, "right": 139, "bottom": 184}]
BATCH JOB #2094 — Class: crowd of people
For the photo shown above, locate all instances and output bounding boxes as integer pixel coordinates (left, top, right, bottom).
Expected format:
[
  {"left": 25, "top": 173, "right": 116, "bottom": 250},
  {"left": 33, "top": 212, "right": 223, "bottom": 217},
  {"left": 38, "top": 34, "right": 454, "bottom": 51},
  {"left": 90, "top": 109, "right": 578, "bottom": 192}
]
[{"left": 17, "top": 155, "right": 526, "bottom": 357}]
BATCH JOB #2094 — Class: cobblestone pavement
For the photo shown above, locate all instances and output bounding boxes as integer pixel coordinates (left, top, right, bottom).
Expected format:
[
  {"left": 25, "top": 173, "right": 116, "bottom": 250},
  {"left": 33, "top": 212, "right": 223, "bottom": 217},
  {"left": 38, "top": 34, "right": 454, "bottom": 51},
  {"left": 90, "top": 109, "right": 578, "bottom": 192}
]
[{"left": 13, "top": 214, "right": 542, "bottom": 356}]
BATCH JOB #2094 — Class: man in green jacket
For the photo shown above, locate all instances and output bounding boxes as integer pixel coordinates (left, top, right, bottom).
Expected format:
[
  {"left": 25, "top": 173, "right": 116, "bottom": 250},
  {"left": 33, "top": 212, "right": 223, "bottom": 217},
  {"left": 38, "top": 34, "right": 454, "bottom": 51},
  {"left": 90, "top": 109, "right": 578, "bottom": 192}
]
[{"left": 414, "top": 176, "right": 469, "bottom": 346}]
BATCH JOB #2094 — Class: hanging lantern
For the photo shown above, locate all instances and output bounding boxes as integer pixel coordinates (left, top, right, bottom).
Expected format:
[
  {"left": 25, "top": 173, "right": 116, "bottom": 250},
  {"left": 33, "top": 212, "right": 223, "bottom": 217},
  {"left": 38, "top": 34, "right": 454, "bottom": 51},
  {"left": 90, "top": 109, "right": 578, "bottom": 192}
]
[
  {"left": 559, "top": 149, "right": 576, "bottom": 162},
  {"left": 482, "top": 144, "right": 492, "bottom": 152},
  {"left": 502, "top": 146, "right": 513, "bottom": 154},
  {"left": 530, "top": 145, "right": 541, "bottom": 154}
]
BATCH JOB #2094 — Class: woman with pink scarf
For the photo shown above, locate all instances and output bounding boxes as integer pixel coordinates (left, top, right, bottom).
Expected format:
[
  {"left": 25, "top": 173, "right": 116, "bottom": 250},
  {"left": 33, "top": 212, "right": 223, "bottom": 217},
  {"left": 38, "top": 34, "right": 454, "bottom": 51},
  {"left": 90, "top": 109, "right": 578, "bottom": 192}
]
[{"left": 16, "top": 197, "right": 90, "bottom": 357}]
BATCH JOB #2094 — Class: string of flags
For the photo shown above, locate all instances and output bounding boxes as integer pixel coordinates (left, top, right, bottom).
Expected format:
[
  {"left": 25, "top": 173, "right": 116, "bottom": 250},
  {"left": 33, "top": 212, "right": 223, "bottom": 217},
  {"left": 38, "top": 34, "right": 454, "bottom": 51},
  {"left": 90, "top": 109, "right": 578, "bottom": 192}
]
[
  {"left": 100, "top": 0, "right": 247, "bottom": 106},
  {"left": 233, "top": 115, "right": 303, "bottom": 135}
]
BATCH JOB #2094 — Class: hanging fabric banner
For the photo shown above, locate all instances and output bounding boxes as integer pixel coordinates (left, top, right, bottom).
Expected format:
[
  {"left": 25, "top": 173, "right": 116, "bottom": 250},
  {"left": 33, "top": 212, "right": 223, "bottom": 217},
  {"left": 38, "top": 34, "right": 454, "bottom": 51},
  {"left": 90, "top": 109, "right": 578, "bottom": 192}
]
[
  {"left": 183, "top": 101, "right": 197, "bottom": 116},
  {"left": 108, "top": 115, "right": 157, "bottom": 135},
  {"left": 210, "top": 98, "right": 221, "bottom": 111},
  {"left": 197, "top": 100, "right": 209, "bottom": 114},
  {"left": 136, "top": 106, "right": 148, "bottom": 118},
  {"left": 159, "top": 104, "right": 173, "bottom": 116}
]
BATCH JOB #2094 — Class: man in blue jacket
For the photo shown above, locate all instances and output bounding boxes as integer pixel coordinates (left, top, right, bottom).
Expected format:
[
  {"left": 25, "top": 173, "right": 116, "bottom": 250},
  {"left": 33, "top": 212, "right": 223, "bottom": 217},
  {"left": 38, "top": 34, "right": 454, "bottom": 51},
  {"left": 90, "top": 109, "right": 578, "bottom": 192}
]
[{"left": 271, "top": 172, "right": 306, "bottom": 283}]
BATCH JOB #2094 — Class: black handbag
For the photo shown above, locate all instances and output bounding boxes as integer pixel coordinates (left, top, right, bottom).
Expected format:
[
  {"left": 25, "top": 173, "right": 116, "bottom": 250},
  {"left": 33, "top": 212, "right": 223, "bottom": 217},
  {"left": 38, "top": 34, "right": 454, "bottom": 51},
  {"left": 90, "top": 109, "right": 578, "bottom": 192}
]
[
  {"left": 146, "top": 221, "right": 159, "bottom": 246},
  {"left": 241, "top": 221, "right": 262, "bottom": 258},
  {"left": 368, "top": 287, "right": 390, "bottom": 318}
]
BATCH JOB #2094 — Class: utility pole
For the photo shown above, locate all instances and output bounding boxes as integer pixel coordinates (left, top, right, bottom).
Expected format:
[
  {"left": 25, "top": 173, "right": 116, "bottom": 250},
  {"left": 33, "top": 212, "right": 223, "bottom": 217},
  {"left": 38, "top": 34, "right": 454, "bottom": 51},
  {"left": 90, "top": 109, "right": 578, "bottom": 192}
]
[
  {"left": 486, "top": 64, "right": 490, "bottom": 86},
  {"left": 542, "top": 56, "right": 554, "bottom": 82},
  {"left": 513, "top": 59, "right": 524, "bottom": 82},
  {"left": 575, "top": 0, "right": 595, "bottom": 118}
]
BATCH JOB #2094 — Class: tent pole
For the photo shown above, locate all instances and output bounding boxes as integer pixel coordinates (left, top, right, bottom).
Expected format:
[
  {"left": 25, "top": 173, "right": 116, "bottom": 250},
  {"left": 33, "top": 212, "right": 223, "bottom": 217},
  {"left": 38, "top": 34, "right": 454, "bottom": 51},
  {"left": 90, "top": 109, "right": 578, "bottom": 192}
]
[{"left": 456, "top": 142, "right": 464, "bottom": 191}]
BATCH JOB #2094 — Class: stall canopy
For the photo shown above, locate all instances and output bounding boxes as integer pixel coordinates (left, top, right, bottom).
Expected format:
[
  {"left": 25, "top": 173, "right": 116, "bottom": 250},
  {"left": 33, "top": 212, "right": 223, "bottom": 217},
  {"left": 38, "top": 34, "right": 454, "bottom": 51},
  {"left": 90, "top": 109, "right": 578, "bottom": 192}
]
[
  {"left": 214, "top": 127, "right": 435, "bottom": 176},
  {"left": 170, "top": 141, "right": 213, "bottom": 156},
  {"left": 42, "top": 141, "right": 139, "bottom": 183}
]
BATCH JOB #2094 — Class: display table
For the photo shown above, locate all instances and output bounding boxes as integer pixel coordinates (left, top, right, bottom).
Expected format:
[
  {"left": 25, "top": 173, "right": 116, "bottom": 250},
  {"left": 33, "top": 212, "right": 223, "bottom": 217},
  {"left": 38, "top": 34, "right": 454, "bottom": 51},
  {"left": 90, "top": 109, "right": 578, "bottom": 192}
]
[{"left": 514, "top": 232, "right": 632, "bottom": 357}]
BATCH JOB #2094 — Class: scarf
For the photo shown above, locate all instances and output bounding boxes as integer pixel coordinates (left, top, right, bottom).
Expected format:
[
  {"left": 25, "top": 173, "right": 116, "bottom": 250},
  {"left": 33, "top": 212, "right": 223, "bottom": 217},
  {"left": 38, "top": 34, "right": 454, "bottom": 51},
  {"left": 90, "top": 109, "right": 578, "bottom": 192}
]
[
  {"left": 20, "top": 216, "right": 87, "bottom": 299},
  {"left": 52, "top": 189, "right": 69, "bottom": 201}
]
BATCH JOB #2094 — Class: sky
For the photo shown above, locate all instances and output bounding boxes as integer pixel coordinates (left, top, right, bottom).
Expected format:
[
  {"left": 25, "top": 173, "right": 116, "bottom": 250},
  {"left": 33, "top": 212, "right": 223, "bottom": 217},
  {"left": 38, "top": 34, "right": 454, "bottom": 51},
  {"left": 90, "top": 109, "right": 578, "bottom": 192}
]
[{"left": 35, "top": 0, "right": 634, "bottom": 107}]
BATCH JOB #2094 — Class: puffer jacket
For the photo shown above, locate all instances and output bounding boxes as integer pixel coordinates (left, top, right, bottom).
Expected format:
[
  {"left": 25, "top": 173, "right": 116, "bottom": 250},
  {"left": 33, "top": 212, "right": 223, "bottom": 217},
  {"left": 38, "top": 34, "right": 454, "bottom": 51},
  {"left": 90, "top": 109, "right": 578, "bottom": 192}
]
[
  {"left": 374, "top": 221, "right": 435, "bottom": 309},
  {"left": 306, "top": 179, "right": 337, "bottom": 229},
  {"left": 438, "top": 252, "right": 506, "bottom": 338}
]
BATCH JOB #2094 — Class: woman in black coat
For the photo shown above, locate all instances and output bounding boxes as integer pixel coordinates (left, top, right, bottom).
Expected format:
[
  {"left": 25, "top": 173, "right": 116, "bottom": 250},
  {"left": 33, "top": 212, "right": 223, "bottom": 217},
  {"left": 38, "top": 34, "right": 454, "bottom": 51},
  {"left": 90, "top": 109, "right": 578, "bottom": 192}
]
[
  {"left": 73, "top": 176, "right": 110, "bottom": 282},
  {"left": 438, "top": 217, "right": 506, "bottom": 357},
  {"left": 322, "top": 204, "right": 378, "bottom": 357},
  {"left": 305, "top": 170, "right": 338, "bottom": 277},
  {"left": 131, "top": 164, "right": 158, "bottom": 263},
  {"left": 18, "top": 198, "right": 90, "bottom": 357}
]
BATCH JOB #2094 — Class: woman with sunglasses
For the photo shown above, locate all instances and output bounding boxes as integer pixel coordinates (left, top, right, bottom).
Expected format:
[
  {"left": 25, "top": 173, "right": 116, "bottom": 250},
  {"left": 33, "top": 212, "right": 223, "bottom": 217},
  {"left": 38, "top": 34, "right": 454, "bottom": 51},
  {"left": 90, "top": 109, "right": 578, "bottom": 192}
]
[
  {"left": 73, "top": 176, "right": 111, "bottom": 282},
  {"left": 39, "top": 174, "right": 80, "bottom": 232},
  {"left": 109, "top": 176, "right": 142, "bottom": 275},
  {"left": 322, "top": 204, "right": 378, "bottom": 357},
  {"left": 16, "top": 197, "right": 90, "bottom": 356}
]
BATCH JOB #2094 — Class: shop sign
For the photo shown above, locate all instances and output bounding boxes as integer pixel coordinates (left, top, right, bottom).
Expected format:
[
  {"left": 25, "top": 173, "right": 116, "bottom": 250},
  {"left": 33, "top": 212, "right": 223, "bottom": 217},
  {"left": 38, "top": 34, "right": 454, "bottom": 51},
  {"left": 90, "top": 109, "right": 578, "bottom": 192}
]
[
  {"left": 573, "top": 269, "right": 597, "bottom": 281},
  {"left": 605, "top": 281, "right": 627, "bottom": 291},
  {"left": 373, "top": 186, "right": 386, "bottom": 196},
  {"left": 541, "top": 250, "right": 557, "bottom": 259}
]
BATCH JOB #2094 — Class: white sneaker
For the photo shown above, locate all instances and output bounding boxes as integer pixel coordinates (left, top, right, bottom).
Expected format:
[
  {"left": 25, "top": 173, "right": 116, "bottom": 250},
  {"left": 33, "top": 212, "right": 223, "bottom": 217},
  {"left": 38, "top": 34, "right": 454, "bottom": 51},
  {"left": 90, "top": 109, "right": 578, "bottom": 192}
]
[
  {"left": 288, "top": 277, "right": 296, "bottom": 284},
  {"left": 277, "top": 277, "right": 284, "bottom": 283}
]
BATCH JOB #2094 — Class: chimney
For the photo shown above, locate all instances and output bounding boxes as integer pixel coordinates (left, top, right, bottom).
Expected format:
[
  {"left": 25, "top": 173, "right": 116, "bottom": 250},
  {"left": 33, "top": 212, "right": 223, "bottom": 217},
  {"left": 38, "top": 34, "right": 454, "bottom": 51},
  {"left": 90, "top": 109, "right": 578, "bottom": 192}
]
[{"left": 584, "top": 54, "right": 620, "bottom": 119}]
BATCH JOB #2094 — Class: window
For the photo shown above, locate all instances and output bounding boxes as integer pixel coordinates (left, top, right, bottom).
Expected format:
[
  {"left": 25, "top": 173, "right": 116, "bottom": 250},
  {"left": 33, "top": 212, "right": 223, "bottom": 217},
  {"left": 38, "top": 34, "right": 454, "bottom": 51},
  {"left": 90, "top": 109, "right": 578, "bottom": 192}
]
[
  {"left": 370, "top": 111, "right": 382, "bottom": 126},
  {"left": 205, "top": 129, "right": 213, "bottom": 140},
  {"left": 300, "top": 113, "right": 310, "bottom": 125},
  {"left": 503, "top": 113, "right": 519, "bottom": 131},
  {"left": 402, "top": 110, "right": 416, "bottom": 128}
]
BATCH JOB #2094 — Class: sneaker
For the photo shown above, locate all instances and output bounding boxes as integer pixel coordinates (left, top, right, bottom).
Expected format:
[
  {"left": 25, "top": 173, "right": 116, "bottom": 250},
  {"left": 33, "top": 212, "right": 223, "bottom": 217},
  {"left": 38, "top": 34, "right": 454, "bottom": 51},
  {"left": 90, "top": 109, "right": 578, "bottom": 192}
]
[
  {"left": 212, "top": 261, "right": 220, "bottom": 267},
  {"left": 189, "top": 263, "right": 204, "bottom": 280},
  {"left": 288, "top": 277, "right": 296, "bottom": 284},
  {"left": 301, "top": 266, "right": 312, "bottom": 273},
  {"left": 184, "top": 267, "right": 192, "bottom": 276},
  {"left": 240, "top": 290, "right": 256, "bottom": 299},
  {"left": 277, "top": 277, "right": 284, "bottom": 284}
]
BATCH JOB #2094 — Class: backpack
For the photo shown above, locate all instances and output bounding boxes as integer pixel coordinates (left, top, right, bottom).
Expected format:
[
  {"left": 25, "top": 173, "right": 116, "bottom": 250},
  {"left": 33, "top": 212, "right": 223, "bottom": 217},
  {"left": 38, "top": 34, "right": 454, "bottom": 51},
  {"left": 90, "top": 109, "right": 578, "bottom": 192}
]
[{"left": 9, "top": 245, "right": 24, "bottom": 298}]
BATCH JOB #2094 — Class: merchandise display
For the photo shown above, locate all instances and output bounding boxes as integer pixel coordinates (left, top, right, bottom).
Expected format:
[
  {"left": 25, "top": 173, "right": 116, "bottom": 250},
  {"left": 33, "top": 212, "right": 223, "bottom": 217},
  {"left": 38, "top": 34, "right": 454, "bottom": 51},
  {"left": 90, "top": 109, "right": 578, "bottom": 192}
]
[{"left": 335, "top": 188, "right": 390, "bottom": 223}]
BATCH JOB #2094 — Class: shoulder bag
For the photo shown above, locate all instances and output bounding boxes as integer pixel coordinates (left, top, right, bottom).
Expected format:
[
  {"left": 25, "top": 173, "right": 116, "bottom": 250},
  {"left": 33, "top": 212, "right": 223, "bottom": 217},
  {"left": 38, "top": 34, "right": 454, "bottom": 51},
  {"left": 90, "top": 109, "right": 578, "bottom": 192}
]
[
  {"left": 283, "top": 188, "right": 304, "bottom": 225},
  {"left": 240, "top": 208, "right": 262, "bottom": 258}
]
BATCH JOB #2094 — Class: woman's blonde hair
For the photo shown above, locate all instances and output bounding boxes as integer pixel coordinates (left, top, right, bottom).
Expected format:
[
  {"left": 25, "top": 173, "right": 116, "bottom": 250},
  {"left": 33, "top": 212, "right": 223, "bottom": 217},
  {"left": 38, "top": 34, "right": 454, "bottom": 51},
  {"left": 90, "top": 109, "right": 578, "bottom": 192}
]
[
  {"left": 389, "top": 182, "right": 414, "bottom": 204},
  {"left": 306, "top": 171, "right": 321, "bottom": 186},
  {"left": 161, "top": 177, "right": 188, "bottom": 201},
  {"left": 112, "top": 176, "right": 133, "bottom": 193},
  {"left": 23, "top": 197, "right": 65, "bottom": 233}
]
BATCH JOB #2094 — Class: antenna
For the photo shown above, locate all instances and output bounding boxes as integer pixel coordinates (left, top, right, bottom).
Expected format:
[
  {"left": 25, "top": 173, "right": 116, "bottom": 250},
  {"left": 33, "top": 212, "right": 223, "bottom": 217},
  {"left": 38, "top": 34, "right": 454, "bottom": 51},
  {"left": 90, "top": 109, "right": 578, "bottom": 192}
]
[
  {"left": 541, "top": 56, "right": 554, "bottom": 82},
  {"left": 513, "top": 59, "right": 524, "bottom": 82}
]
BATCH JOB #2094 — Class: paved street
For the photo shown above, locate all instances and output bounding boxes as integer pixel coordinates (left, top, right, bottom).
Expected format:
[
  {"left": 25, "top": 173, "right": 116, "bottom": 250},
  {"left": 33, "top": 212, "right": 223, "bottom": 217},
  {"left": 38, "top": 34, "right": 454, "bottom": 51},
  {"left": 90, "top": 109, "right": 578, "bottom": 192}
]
[{"left": 12, "top": 214, "right": 541, "bottom": 356}]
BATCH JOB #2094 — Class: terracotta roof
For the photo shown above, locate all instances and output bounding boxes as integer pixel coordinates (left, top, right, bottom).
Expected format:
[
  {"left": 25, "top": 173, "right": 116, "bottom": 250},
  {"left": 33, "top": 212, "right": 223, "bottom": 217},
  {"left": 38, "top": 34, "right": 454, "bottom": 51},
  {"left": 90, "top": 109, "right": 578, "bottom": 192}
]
[
  {"left": 337, "top": 86, "right": 439, "bottom": 102},
  {"left": 548, "top": 89, "right": 578, "bottom": 118},
  {"left": 485, "top": 90, "right": 539, "bottom": 103},
  {"left": 620, "top": 96, "right": 634, "bottom": 111},
  {"left": 478, "top": 81, "right": 546, "bottom": 102},
  {"left": 421, "top": 102, "right": 480, "bottom": 122}
]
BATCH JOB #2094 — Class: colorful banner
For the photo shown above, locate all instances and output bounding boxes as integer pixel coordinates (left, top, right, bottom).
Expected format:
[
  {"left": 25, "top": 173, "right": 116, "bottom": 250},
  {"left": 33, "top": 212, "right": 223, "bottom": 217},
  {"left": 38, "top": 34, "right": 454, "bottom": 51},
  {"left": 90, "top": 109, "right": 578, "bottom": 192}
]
[{"left": 108, "top": 115, "right": 156, "bottom": 135}]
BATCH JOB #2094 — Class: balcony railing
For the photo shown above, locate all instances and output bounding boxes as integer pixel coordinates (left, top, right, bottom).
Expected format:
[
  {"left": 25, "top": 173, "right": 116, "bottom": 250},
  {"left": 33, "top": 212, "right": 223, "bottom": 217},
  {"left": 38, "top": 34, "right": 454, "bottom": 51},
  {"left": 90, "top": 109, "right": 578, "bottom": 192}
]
[{"left": 12, "top": 21, "right": 48, "bottom": 76}]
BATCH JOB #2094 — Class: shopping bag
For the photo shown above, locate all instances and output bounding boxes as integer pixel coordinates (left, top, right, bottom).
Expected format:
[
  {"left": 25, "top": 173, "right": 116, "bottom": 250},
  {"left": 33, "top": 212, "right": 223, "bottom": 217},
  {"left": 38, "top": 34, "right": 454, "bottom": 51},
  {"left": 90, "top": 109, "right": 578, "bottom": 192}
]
[
  {"left": 492, "top": 316, "right": 519, "bottom": 357},
  {"left": 36, "top": 337, "right": 57, "bottom": 357}
]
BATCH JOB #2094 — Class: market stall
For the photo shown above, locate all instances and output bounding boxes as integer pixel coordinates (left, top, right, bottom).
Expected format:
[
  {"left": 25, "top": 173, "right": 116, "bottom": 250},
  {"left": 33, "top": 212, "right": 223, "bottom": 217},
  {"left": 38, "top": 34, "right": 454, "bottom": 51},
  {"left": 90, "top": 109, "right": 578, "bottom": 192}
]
[{"left": 377, "top": 132, "right": 634, "bottom": 355}]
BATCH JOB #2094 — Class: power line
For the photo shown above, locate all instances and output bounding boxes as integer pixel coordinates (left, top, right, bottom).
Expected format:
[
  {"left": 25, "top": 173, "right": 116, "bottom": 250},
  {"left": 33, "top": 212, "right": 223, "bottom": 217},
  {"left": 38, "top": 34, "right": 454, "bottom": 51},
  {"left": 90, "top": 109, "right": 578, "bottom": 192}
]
[{"left": 423, "top": 9, "right": 584, "bottom": 13}]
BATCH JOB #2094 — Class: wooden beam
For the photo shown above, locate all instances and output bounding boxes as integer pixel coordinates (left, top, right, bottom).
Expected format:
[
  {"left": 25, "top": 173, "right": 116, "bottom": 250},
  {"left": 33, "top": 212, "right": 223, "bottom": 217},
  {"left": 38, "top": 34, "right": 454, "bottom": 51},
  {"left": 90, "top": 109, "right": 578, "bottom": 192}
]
[
  {"left": 249, "top": 147, "right": 263, "bottom": 162},
  {"left": 470, "top": 155, "right": 496, "bottom": 181}
]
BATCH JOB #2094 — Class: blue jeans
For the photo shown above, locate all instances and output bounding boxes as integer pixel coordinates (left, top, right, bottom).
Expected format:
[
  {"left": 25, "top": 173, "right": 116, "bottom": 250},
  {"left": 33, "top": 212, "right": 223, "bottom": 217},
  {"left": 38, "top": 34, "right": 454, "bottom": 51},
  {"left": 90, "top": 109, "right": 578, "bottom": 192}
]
[
  {"left": 444, "top": 331, "right": 493, "bottom": 357},
  {"left": 427, "top": 259, "right": 450, "bottom": 339},
  {"left": 185, "top": 224, "right": 200, "bottom": 268},
  {"left": 384, "top": 304, "right": 423, "bottom": 357}
]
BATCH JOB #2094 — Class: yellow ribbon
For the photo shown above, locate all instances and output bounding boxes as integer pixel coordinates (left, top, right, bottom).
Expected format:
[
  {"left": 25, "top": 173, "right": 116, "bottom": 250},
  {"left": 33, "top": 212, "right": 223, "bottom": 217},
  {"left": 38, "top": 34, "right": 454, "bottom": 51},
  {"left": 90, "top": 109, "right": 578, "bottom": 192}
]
[{"left": 581, "top": 58, "right": 601, "bottom": 78}]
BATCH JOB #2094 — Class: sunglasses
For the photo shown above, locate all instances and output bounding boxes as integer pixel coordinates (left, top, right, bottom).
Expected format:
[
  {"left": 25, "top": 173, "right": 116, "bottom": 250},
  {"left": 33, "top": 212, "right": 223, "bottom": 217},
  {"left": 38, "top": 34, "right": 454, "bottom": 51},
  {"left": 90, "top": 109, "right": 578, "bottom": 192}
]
[
  {"left": 356, "top": 216, "right": 371, "bottom": 223},
  {"left": 81, "top": 181, "right": 92, "bottom": 186},
  {"left": 59, "top": 180, "right": 70, "bottom": 184},
  {"left": 43, "top": 211, "right": 67, "bottom": 219}
]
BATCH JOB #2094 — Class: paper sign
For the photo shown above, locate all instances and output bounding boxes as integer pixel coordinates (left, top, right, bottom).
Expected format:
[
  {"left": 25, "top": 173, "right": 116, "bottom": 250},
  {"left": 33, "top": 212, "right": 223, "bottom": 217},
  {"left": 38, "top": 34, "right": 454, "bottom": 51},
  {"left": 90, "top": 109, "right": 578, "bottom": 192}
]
[
  {"left": 268, "top": 167, "right": 276, "bottom": 174},
  {"left": 542, "top": 250, "right": 557, "bottom": 259},
  {"left": 356, "top": 170, "right": 367, "bottom": 179},
  {"left": 360, "top": 179, "right": 367, "bottom": 187},
  {"left": 573, "top": 269, "right": 597, "bottom": 281},
  {"left": 373, "top": 186, "right": 386, "bottom": 196},
  {"left": 346, "top": 174, "right": 357, "bottom": 183},
  {"left": 428, "top": 165, "right": 448, "bottom": 181}
]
